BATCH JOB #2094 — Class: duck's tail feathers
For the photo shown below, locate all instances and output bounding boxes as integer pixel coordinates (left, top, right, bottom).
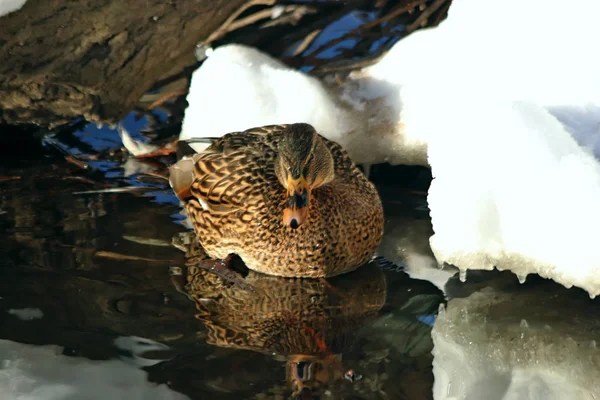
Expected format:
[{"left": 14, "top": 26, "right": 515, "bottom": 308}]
[{"left": 169, "top": 155, "right": 198, "bottom": 201}]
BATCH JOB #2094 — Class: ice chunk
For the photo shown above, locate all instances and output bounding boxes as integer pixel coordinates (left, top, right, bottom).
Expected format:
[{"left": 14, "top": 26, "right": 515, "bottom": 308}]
[
  {"left": 362, "top": 0, "right": 600, "bottom": 295},
  {"left": 0, "top": 339, "right": 189, "bottom": 400},
  {"left": 0, "top": 0, "right": 27, "bottom": 17},
  {"left": 426, "top": 95, "right": 600, "bottom": 296},
  {"left": 432, "top": 285, "right": 600, "bottom": 399}
]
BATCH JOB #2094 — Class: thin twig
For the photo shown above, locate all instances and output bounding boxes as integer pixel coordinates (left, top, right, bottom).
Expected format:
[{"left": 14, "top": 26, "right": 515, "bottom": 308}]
[
  {"left": 406, "top": 0, "right": 448, "bottom": 32},
  {"left": 0, "top": 176, "right": 21, "bottom": 182},
  {"left": 65, "top": 155, "right": 90, "bottom": 170},
  {"left": 200, "top": 0, "right": 276, "bottom": 46},
  {"left": 310, "top": 0, "right": 453, "bottom": 74},
  {"left": 292, "top": 29, "right": 322, "bottom": 56},
  {"left": 72, "top": 186, "right": 149, "bottom": 195},
  {"left": 302, "top": 0, "right": 428, "bottom": 61},
  {"left": 311, "top": 48, "right": 391, "bottom": 74},
  {"left": 260, "top": 5, "right": 317, "bottom": 28},
  {"left": 275, "top": 1, "right": 366, "bottom": 65},
  {"left": 144, "top": 88, "right": 188, "bottom": 111},
  {"left": 226, "top": 8, "right": 278, "bottom": 33},
  {"left": 431, "top": 0, "right": 452, "bottom": 26},
  {"left": 94, "top": 251, "right": 177, "bottom": 263}
]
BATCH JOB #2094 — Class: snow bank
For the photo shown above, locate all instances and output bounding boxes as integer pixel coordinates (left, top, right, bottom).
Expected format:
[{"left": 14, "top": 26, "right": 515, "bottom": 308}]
[
  {"left": 381, "top": 0, "right": 600, "bottom": 295},
  {"left": 352, "top": 0, "right": 600, "bottom": 295},
  {"left": 0, "top": 339, "right": 188, "bottom": 400},
  {"left": 426, "top": 96, "right": 600, "bottom": 296},
  {"left": 432, "top": 287, "right": 600, "bottom": 399},
  {"left": 0, "top": 0, "right": 27, "bottom": 17},
  {"left": 180, "top": 45, "right": 355, "bottom": 158},
  {"left": 179, "top": 44, "right": 424, "bottom": 165}
]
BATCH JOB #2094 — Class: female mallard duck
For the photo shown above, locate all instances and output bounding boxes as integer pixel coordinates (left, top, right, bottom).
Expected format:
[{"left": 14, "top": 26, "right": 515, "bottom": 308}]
[{"left": 169, "top": 123, "right": 384, "bottom": 278}]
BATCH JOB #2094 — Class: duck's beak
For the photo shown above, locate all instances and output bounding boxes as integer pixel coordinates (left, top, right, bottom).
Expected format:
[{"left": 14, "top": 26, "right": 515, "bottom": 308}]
[{"left": 283, "top": 176, "right": 310, "bottom": 229}]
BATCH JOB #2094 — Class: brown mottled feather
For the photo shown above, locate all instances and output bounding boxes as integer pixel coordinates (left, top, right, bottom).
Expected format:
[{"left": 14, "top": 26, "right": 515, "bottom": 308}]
[{"left": 169, "top": 123, "right": 384, "bottom": 277}]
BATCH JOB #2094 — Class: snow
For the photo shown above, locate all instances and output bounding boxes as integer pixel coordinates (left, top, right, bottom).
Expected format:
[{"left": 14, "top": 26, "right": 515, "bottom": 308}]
[
  {"left": 426, "top": 97, "right": 600, "bottom": 296},
  {"left": 432, "top": 287, "right": 600, "bottom": 399},
  {"left": 0, "top": 339, "right": 189, "bottom": 400},
  {"left": 377, "top": 213, "right": 457, "bottom": 295},
  {"left": 386, "top": 0, "right": 600, "bottom": 296},
  {"left": 0, "top": 0, "right": 27, "bottom": 17},
  {"left": 180, "top": 44, "right": 354, "bottom": 158},
  {"left": 179, "top": 44, "right": 417, "bottom": 165},
  {"left": 177, "top": 0, "right": 600, "bottom": 294}
]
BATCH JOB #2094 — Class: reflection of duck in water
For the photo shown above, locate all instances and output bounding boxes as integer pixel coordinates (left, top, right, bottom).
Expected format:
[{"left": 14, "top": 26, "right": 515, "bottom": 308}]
[
  {"left": 171, "top": 234, "right": 387, "bottom": 398},
  {"left": 169, "top": 123, "right": 384, "bottom": 278}
]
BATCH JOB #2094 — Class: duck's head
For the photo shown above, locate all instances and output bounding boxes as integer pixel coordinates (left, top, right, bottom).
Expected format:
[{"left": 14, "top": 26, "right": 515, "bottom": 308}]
[{"left": 275, "top": 123, "right": 335, "bottom": 229}]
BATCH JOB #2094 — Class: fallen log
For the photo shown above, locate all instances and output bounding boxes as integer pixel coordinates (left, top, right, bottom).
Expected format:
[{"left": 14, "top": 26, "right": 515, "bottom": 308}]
[{"left": 0, "top": 0, "right": 247, "bottom": 128}]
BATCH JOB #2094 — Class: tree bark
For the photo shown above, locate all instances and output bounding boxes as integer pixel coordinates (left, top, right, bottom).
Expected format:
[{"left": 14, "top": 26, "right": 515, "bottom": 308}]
[{"left": 0, "top": 0, "right": 247, "bottom": 128}]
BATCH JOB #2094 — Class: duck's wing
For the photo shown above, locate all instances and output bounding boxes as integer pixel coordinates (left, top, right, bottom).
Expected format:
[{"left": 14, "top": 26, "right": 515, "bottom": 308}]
[
  {"left": 170, "top": 126, "right": 283, "bottom": 214},
  {"left": 177, "top": 124, "right": 286, "bottom": 157}
]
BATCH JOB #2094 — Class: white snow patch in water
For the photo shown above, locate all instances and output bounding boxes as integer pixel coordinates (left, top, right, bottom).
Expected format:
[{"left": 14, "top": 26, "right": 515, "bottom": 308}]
[
  {"left": 7, "top": 308, "right": 43, "bottom": 320},
  {"left": 0, "top": 339, "right": 189, "bottom": 400},
  {"left": 113, "top": 336, "right": 175, "bottom": 368},
  {"left": 0, "top": 0, "right": 27, "bottom": 17}
]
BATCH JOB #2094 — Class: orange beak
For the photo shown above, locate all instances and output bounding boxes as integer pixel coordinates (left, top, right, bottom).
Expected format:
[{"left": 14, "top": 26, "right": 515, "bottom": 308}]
[{"left": 283, "top": 176, "right": 310, "bottom": 229}]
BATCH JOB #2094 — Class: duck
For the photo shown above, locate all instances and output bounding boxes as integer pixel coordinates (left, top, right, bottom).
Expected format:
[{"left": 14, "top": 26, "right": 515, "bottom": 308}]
[{"left": 169, "top": 122, "right": 384, "bottom": 278}]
